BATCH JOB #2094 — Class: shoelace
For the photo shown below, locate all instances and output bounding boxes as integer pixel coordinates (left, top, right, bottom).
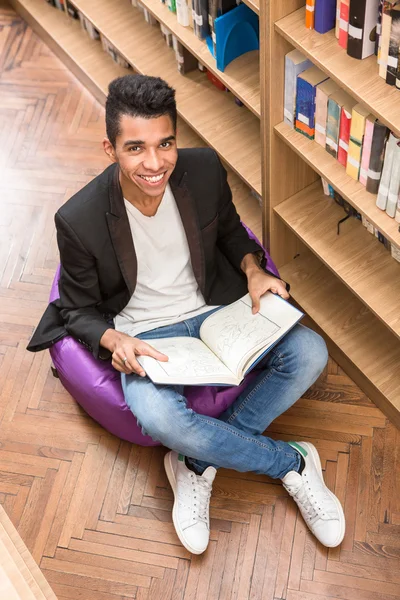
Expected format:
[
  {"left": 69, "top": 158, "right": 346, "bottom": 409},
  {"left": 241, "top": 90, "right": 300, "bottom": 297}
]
[
  {"left": 288, "top": 476, "right": 337, "bottom": 524},
  {"left": 190, "top": 473, "right": 212, "bottom": 525}
]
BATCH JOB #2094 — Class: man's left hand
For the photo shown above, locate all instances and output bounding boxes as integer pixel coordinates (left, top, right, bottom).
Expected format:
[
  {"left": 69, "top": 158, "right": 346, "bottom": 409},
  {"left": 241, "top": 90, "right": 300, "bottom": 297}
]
[{"left": 247, "top": 270, "right": 290, "bottom": 314}]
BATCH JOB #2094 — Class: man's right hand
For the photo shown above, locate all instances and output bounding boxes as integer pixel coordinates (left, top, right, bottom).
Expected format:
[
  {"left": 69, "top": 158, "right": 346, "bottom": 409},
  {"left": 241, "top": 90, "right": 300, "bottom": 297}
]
[{"left": 100, "top": 329, "right": 168, "bottom": 376}]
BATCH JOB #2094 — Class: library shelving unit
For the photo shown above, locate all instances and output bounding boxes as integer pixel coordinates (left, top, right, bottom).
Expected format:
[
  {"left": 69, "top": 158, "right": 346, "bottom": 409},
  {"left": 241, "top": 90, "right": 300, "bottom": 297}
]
[
  {"left": 263, "top": 2, "right": 400, "bottom": 427},
  {"left": 10, "top": 0, "right": 400, "bottom": 426}
]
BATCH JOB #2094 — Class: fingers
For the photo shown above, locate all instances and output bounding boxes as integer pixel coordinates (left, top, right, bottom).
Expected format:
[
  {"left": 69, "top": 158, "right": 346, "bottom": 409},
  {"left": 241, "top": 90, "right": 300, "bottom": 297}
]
[
  {"left": 250, "top": 293, "right": 260, "bottom": 314},
  {"left": 112, "top": 350, "right": 146, "bottom": 377},
  {"left": 270, "top": 285, "right": 290, "bottom": 300},
  {"left": 139, "top": 342, "right": 169, "bottom": 362}
]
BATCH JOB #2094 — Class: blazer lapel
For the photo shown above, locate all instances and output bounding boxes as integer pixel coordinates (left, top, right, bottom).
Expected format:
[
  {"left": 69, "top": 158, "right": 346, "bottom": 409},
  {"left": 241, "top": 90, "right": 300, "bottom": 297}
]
[
  {"left": 106, "top": 165, "right": 137, "bottom": 296},
  {"left": 170, "top": 171, "right": 206, "bottom": 296}
]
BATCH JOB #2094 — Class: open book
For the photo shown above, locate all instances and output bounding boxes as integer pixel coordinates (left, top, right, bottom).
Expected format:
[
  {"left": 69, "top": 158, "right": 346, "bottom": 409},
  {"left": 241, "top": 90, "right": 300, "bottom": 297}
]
[{"left": 137, "top": 293, "right": 304, "bottom": 386}]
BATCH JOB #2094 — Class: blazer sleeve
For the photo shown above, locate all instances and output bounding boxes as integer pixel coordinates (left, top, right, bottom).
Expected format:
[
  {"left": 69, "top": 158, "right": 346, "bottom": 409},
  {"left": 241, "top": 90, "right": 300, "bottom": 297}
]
[
  {"left": 214, "top": 153, "right": 287, "bottom": 285},
  {"left": 55, "top": 212, "right": 112, "bottom": 359}
]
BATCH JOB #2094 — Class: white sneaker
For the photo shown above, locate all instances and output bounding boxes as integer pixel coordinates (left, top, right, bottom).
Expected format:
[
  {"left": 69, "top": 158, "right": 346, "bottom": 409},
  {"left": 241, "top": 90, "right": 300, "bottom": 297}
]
[
  {"left": 164, "top": 451, "right": 216, "bottom": 555},
  {"left": 282, "top": 442, "right": 345, "bottom": 548}
]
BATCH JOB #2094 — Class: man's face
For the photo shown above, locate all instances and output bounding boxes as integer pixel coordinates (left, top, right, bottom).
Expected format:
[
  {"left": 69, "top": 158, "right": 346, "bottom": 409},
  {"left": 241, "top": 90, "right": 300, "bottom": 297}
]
[{"left": 104, "top": 113, "right": 178, "bottom": 199}]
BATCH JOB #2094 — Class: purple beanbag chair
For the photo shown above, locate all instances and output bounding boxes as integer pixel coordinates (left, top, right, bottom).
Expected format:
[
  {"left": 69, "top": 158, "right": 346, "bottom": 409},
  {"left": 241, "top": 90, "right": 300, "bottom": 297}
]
[{"left": 50, "top": 227, "right": 279, "bottom": 445}]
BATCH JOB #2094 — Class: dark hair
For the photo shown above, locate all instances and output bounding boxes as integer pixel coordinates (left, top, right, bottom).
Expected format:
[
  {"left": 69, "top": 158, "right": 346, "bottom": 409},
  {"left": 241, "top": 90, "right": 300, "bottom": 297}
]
[{"left": 105, "top": 74, "right": 177, "bottom": 147}]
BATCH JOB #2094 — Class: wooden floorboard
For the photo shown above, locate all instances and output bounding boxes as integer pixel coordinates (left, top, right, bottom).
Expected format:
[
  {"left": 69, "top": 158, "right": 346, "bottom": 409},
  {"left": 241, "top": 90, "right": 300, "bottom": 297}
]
[{"left": 0, "top": 2, "right": 399, "bottom": 599}]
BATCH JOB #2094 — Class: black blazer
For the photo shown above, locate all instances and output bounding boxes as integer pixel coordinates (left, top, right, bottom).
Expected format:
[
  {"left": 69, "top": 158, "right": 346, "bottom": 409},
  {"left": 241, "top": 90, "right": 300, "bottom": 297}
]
[{"left": 27, "top": 148, "right": 276, "bottom": 359}]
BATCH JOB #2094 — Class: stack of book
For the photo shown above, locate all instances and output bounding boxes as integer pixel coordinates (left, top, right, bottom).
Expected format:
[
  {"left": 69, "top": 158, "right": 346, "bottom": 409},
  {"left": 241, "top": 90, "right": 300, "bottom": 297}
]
[
  {"left": 306, "top": 0, "right": 400, "bottom": 90},
  {"left": 284, "top": 49, "right": 398, "bottom": 203}
]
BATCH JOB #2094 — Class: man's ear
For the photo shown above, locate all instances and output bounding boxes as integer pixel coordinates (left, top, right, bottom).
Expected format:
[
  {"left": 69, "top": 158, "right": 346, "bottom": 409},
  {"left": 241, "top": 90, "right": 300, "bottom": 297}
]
[{"left": 103, "top": 137, "right": 117, "bottom": 163}]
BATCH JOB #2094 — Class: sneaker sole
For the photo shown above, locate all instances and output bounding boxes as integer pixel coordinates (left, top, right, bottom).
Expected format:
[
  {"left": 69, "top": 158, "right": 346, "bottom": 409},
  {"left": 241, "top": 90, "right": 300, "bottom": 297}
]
[
  {"left": 164, "top": 452, "right": 207, "bottom": 555},
  {"left": 301, "top": 442, "right": 346, "bottom": 547}
]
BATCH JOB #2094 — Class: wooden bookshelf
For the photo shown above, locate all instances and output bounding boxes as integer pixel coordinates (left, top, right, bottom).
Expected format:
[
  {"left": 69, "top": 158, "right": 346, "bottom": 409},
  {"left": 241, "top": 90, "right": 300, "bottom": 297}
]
[
  {"left": 9, "top": 0, "right": 262, "bottom": 238},
  {"left": 67, "top": 0, "right": 262, "bottom": 194},
  {"left": 241, "top": 0, "right": 259, "bottom": 16},
  {"left": 134, "top": 0, "right": 260, "bottom": 116},
  {"left": 274, "top": 180, "right": 400, "bottom": 340},
  {"left": 275, "top": 6, "right": 400, "bottom": 137},
  {"left": 275, "top": 121, "right": 400, "bottom": 248}
]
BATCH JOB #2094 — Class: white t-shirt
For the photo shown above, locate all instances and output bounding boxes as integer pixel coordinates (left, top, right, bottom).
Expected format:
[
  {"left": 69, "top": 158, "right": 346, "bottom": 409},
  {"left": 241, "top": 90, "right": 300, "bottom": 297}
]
[{"left": 114, "top": 184, "right": 216, "bottom": 337}]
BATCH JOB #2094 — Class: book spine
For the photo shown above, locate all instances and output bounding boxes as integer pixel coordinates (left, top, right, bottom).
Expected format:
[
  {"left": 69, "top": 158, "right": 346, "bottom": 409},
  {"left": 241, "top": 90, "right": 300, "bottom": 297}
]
[
  {"left": 306, "top": 0, "right": 316, "bottom": 28},
  {"left": 346, "top": 107, "right": 367, "bottom": 180},
  {"left": 379, "top": 1, "right": 394, "bottom": 78},
  {"left": 315, "top": 86, "right": 329, "bottom": 146},
  {"left": 386, "top": 141, "right": 400, "bottom": 216},
  {"left": 347, "top": 0, "right": 379, "bottom": 60},
  {"left": 338, "top": 107, "right": 352, "bottom": 166},
  {"left": 176, "top": 0, "right": 190, "bottom": 26},
  {"left": 295, "top": 78, "right": 315, "bottom": 139},
  {"left": 325, "top": 98, "right": 341, "bottom": 158},
  {"left": 395, "top": 190, "right": 400, "bottom": 221},
  {"left": 391, "top": 244, "right": 400, "bottom": 261},
  {"left": 315, "top": 0, "right": 337, "bottom": 33},
  {"left": 360, "top": 118, "right": 375, "bottom": 185},
  {"left": 386, "top": 6, "right": 400, "bottom": 84},
  {"left": 376, "top": 0, "right": 384, "bottom": 54},
  {"left": 284, "top": 55, "right": 312, "bottom": 128},
  {"left": 366, "top": 122, "right": 389, "bottom": 193},
  {"left": 336, "top": 0, "right": 341, "bottom": 36},
  {"left": 376, "top": 132, "right": 398, "bottom": 209},
  {"left": 338, "top": 0, "right": 350, "bottom": 48}
]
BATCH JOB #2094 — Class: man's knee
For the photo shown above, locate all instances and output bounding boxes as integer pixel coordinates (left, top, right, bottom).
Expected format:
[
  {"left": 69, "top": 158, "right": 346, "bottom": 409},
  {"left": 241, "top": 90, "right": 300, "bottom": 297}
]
[{"left": 286, "top": 325, "right": 328, "bottom": 379}]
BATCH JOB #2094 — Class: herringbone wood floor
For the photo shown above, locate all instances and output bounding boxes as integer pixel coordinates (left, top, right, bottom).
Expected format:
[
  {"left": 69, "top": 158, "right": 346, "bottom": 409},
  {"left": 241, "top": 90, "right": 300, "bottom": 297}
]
[{"left": 1, "top": 4, "right": 400, "bottom": 599}]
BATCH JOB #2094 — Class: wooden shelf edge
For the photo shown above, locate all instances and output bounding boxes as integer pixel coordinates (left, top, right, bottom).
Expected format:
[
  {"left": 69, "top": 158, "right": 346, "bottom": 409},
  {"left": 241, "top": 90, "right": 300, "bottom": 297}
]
[
  {"left": 275, "top": 121, "right": 400, "bottom": 249},
  {"left": 279, "top": 252, "right": 400, "bottom": 428},
  {"left": 241, "top": 0, "right": 259, "bottom": 15},
  {"left": 275, "top": 7, "right": 400, "bottom": 137}
]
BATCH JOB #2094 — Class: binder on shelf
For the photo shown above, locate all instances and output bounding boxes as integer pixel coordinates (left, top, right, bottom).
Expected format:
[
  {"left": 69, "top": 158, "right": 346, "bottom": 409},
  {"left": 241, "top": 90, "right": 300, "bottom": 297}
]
[
  {"left": 347, "top": 0, "right": 380, "bottom": 59},
  {"left": 284, "top": 49, "right": 312, "bottom": 128},
  {"left": 376, "top": 132, "right": 398, "bottom": 208},
  {"left": 359, "top": 116, "right": 375, "bottom": 185},
  {"left": 338, "top": 95, "right": 358, "bottom": 166},
  {"left": 386, "top": 3, "right": 400, "bottom": 84},
  {"left": 366, "top": 120, "right": 389, "bottom": 193},
  {"left": 315, "top": 78, "right": 340, "bottom": 147},
  {"left": 386, "top": 140, "right": 400, "bottom": 216},
  {"left": 346, "top": 104, "right": 371, "bottom": 180},
  {"left": 295, "top": 66, "right": 328, "bottom": 139},
  {"left": 325, "top": 89, "right": 354, "bottom": 158},
  {"left": 306, "top": 0, "right": 315, "bottom": 29},
  {"left": 315, "top": 0, "right": 336, "bottom": 33},
  {"left": 338, "top": 0, "right": 350, "bottom": 48}
]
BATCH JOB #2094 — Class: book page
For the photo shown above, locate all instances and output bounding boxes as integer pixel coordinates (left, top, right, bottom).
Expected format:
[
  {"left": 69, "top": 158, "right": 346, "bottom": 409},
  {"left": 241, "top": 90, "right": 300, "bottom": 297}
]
[
  {"left": 137, "top": 337, "right": 237, "bottom": 386},
  {"left": 200, "top": 293, "right": 303, "bottom": 377}
]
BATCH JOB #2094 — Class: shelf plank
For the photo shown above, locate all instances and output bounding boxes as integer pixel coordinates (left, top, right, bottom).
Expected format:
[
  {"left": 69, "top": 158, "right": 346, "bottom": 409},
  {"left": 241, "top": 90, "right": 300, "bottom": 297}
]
[
  {"left": 10, "top": 0, "right": 262, "bottom": 238},
  {"left": 275, "top": 121, "right": 400, "bottom": 248},
  {"left": 279, "top": 251, "right": 400, "bottom": 427},
  {"left": 70, "top": 0, "right": 261, "bottom": 194},
  {"left": 240, "top": 0, "right": 259, "bottom": 15},
  {"left": 274, "top": 180, "right": 400, "bottom": 339},
  {"left": 275, "top": 7, "right": 400, "bottom": 137},
  {"left": 136, "top": 0, "right": 260, "bottom": 116}
]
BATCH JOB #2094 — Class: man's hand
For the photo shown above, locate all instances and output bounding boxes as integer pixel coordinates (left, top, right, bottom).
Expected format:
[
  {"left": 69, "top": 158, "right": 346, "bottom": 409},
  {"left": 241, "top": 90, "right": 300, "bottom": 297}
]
[
  {"left": 240, "top": 253, "right": 290, "bottom": 314},
  {"left": 100, "top": 329, "right": 168, "bottom": 375}
]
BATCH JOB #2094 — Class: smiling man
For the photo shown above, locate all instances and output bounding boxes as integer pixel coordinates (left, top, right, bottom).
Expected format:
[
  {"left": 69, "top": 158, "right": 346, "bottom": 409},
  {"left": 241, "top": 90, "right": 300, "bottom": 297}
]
[{"left": 28, "top": 74, "right": 345, "bottom": 554}]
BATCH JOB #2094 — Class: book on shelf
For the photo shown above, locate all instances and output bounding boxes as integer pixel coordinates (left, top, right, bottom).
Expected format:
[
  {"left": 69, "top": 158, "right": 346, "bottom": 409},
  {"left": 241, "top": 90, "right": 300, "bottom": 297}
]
[
  {"left": 160, "top": 23, "right": 173, "bottom": 46},
  {"left": 366, "top": 120, "right": 390, "bottom": 193},
  {"left": 325, "top": 89, "right": 354, "bottom": 158},
  {"left": 338, "top": 95, "right": 358, "bottom": 166},
  {"left": 167, "top": 0, "right": 177, "bottom": 13},
  {"left": 385, "top": 139, "right": 400, "bottom": 216},
  {"left": 306, "top": 0, "right": 316, "bottom": 29},
  {"left": 391, "top": 244, "right": 400, "bottom": 260},
  {"left": 379, "top": 0, "right": 398, "bottom": 78},
  {"left": 78, "top": 12, "right": 100, "bottom": 40},
  {"left": 193, "top": 0, "right": 210, "bottom": 39},
  {"left": 347, "top": 0, "right": 380, "bottom": 59},
  {"left": 208, "top": 0, "right": 237, "bottom": 55},
  {"left": 335, "top": 0, "right": 341, "bottom": 37},
  {"left": 338, "top": 0, "right": 350, "bottom": 48},
  {"left": 315, "top": 79, "right": 340, "bottom": 146},
  {"left": 295, "top": 66, "right": 328, "bottom": 139},
  {"left": 376, "top": 131, "right": 398, "bottom": 208},
  {"left": 346, "top": 104, "right": 371, "bottom": 180},
  {"left": 65, "top": 0, "right": 78, "bottom": 18},
  {"left": 386, "top": 3, "right": 400, "bottom": 84},
  {"left": 359, "top": 115, "right": 375, "bottom": 185},
  {"left": 176, "top": 0, "right": 190, "bottom": 26},
  {"left": 172, "top": 37, "right": 198, "bottom": 74},
  {"left": 376, "top": 0, "right": 384, "bottom": 56},
  {"left": 136, "top": 293, "right": 304, "bottom": 386},
  {"left": 284, "top": 49, "right": 312, "bottom": 128},
  {"left": 315, "top": 0, "right": 337, "bottom": 33}
]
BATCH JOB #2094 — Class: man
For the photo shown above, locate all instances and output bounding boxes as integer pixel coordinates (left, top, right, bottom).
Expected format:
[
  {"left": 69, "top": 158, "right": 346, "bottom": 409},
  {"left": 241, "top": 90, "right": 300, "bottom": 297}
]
[{"left": 28, "top": 74, "right": 345, "bottom": 554}]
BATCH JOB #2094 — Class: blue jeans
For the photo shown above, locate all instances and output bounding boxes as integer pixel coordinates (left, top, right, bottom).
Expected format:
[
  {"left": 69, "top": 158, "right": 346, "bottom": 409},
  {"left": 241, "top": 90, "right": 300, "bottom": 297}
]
[{"left": 122, "top": 308, "right": 328, "bottom": 479}]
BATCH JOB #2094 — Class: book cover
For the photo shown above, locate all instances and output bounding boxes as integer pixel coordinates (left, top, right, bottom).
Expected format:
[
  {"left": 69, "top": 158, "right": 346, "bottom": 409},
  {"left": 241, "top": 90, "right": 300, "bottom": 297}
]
[
  {"left": 306, "top": 0, "right": 316, "bottom": 29},
  {"left": 339, "top": 0, "right": 350, "bottom": 48},
  {"left": 284, "top": 49, "right": 312, "bottom": 128},
  {"left": 376, "top": 132, "right": 398, "bottom": 208},
  {"left": 379, "top": 0, "right": 398, "bottom": 78},
  {"left": 295, "top": 66, "right": 328, "bottom": 139},
  {"left": 347, "top": 0, "right": 380, "bottom": 59},
  {"left": 325, "top": 89, "right": 354, "bottom": 158},
  {"left": 386, "top": 4, "right": 400, "bottom": 84},
  {"left": 338, "top": 95, "right": 358, "bottom": 166},
  {"left": 137, "top": 293, "right": 304, "bottom": 386},
  {"left": 315, "top": 79, "right": 340, "bottom": 146},
  {"left": 346, "top": 104, "right": 371, "bottom": 180},
  {"left": 315, "top": 0, "right": 337, "bottom": 33},
  {"left": 385, "top": 140, "right": 400, "bottom": 216},
  {"left": 366, "top": 120, "right": 389, "bottom": 193},
  {"left": 359, "top": 116, "right": 375, "bottom": 185}
]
